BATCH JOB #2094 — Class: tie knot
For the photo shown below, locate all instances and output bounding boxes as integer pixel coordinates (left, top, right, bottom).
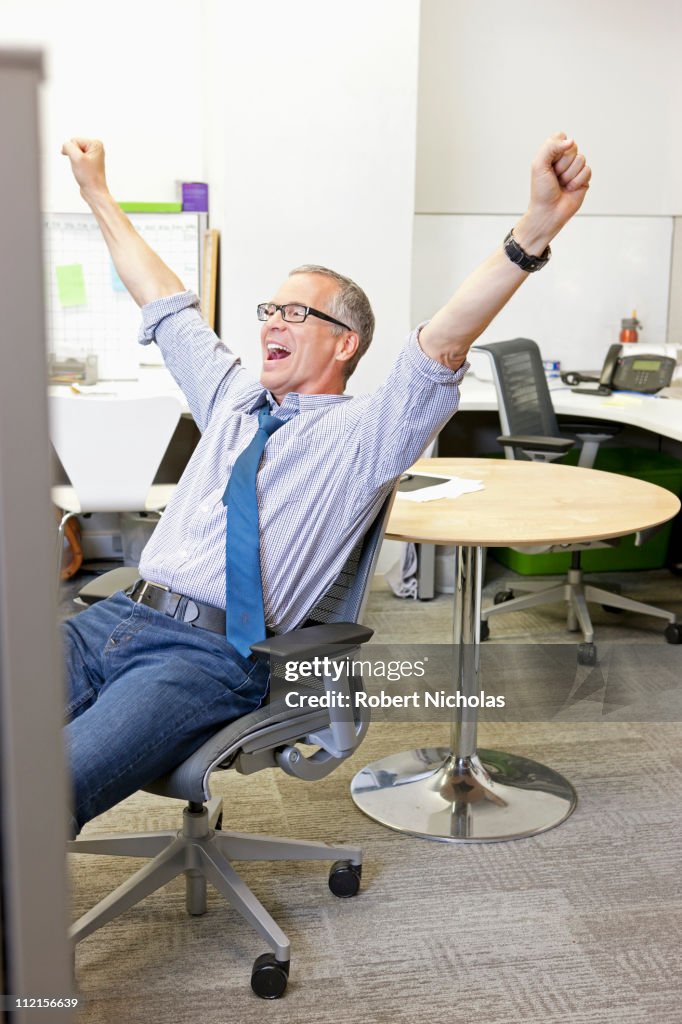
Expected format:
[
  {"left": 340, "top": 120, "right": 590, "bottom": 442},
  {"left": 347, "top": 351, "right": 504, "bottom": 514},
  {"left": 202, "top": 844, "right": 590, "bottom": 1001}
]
[{"left": 258, "top": 406, "right": 283, "bottom": 436}]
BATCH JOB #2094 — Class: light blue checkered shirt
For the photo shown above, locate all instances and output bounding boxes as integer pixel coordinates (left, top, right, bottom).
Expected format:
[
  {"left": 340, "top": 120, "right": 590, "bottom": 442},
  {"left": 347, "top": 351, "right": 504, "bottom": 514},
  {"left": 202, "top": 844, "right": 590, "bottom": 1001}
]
[{"left": 138, "top": 291, "right": 467, "bottom": 633}]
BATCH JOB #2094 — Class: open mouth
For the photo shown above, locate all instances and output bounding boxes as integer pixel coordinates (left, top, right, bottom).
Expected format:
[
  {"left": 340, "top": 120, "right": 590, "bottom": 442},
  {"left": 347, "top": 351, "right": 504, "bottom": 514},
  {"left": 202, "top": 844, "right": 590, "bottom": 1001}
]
[{"left": 266, "top": 343, "right": 292, "bottom": 361}]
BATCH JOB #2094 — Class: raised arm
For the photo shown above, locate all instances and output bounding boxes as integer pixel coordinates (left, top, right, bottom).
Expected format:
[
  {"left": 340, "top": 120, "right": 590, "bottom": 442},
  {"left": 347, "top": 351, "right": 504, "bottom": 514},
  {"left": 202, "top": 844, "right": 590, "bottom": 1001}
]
[
  {"left": 61, "top": 138, "right": 185, "bottom": 307},
  {"left": 419, "top": 132, "right": 591, "bottom": 370}
]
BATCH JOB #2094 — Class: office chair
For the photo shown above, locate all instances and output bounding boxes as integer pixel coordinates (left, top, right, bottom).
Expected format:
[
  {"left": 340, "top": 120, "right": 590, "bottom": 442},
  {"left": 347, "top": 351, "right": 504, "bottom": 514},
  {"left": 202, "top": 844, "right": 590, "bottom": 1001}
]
[
  {"left": 50, "top": 393, "right": 182, "bottom": 584},
  {"left": 68, "top": 490, "right": 395, "bottom": 999},
  {"left": 476, "top": 339, "right": 679, "bottom": 665}
]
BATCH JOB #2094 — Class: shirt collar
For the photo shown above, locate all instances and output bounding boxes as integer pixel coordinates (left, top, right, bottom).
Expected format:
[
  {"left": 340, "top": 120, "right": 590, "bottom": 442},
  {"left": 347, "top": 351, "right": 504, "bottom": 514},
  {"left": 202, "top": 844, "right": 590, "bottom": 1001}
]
[{"left": 246, "top": 388, "right": 351, "bottom": 420}]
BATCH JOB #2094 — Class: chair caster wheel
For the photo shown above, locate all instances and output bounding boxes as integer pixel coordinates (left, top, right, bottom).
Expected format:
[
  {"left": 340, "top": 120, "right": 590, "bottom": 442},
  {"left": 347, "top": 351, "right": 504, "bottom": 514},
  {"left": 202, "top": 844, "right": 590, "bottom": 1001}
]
[
  {"left": 480, "top": 620, "right": 490, "bottom": 642},
  {"left": 577, "top": 643, "right": 597, "bottom": 666},
  {"left": 329, "top": 860, "right": 362, "bottom": 898},
  {"left": 494, "top": 589, "right": 515, "bottom": 604},
  {"left": 664, "top": 623, "right": 682, "bottom": 644},
  {"left": 251, "top": 953, "right": 289, "bottom": 999}
]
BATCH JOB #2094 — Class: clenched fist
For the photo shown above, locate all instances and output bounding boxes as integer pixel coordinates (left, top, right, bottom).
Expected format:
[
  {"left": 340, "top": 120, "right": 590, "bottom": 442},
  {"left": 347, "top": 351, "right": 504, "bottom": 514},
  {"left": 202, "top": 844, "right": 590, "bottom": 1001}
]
[{"left": 61, "top": 138, "right": 109, "bottom": 198}]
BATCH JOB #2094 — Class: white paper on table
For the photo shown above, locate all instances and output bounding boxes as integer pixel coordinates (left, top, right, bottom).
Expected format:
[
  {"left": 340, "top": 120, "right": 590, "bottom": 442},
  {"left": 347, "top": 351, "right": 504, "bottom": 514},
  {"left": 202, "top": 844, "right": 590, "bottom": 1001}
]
[{"left": 396, "top": 475, "right": 485, "bottom": 503}]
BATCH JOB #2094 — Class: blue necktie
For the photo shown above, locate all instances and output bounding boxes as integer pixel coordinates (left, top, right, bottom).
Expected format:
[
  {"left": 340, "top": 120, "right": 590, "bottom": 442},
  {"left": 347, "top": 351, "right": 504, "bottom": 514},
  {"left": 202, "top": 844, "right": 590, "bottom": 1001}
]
[{"left": 222, "top": 404, "right": 284, "bottom": 657}]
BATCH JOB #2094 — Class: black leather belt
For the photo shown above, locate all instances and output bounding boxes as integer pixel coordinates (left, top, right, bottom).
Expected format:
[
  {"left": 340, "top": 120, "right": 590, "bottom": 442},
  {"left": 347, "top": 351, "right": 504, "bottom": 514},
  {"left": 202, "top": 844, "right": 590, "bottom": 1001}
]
[{"left": 125, "top": 579, "right": 225, "bottom": 635}]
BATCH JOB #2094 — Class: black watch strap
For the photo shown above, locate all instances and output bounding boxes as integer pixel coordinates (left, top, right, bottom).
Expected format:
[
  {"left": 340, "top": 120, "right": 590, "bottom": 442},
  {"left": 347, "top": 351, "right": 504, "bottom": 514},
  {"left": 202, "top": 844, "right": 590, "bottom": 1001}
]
[{"left": 503, "top": 229, "right": 551, "bottom": 272}]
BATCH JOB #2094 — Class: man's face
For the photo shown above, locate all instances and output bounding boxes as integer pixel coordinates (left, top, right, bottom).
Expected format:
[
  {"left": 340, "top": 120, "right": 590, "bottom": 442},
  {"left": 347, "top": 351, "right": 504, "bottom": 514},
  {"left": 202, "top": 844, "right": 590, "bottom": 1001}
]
[{"left": 259, "top": 273, "right": 355, "bottom": 402}]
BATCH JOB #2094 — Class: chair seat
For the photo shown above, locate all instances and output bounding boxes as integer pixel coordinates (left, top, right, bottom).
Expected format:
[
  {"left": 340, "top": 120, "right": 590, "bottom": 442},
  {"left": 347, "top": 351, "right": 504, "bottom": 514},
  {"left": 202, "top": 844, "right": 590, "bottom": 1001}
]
[
  {"left": 52, "top": 482, "right": 176, "bottom": 515},
  {"left": 144, "top": 695, "right": 333, "bottom": 803}
]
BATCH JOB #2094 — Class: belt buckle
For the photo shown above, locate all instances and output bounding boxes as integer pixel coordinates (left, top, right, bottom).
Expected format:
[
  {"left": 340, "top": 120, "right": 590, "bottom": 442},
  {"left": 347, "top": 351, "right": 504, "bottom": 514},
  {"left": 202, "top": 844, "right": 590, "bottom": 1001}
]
[{"left": 135, "top": 579, "right": 169, "bottom": 603}]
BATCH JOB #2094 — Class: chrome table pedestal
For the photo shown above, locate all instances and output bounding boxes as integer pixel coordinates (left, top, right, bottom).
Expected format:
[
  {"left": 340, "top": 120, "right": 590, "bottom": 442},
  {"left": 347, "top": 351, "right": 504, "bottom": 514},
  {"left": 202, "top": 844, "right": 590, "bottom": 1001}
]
[{"left": 351, "top": 546, "right": 577, "bottom": 842}]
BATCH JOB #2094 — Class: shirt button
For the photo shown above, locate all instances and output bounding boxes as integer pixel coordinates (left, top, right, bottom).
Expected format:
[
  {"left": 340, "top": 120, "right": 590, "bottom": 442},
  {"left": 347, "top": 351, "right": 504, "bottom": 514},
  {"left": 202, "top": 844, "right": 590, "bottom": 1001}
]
[
  {"left": 179, "top": 548, "right": 188, "bottom": 558},
  {"left": 200, "top": 504, "right": 210, "bottom": 514}
]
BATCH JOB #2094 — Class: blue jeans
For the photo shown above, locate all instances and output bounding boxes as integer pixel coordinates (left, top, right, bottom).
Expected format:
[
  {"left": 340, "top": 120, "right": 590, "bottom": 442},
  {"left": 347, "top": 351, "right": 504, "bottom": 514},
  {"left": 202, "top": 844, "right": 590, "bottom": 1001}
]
[{"left": 63, "top": 591, "right": 270, "bottom": 835}]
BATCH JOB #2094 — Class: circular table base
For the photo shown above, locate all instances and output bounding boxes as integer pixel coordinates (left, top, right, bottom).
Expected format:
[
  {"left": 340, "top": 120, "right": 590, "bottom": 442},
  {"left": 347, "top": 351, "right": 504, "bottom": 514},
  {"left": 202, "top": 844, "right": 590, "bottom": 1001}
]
[{"left": 351, "top": 748, "right": 577, "bottom": 843}]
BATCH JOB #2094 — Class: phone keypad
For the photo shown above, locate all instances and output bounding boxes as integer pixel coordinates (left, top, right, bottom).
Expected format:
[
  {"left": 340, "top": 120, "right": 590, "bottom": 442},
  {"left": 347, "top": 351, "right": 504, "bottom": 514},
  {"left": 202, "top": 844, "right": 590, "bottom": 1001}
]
[{"left": 631, "top": 370, "right": 666, "bottom": 392}]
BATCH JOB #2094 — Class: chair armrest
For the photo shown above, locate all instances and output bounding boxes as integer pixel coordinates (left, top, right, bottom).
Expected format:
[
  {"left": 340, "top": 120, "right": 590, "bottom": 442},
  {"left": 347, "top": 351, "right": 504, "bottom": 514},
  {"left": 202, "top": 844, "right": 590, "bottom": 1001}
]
[
  {"left": 252, "top": 622, "right": 374, "bottom": 760},
  {"left": 78, "top": 566, "right": 140, "bottom": 604},
  {"left": 497, "top": 434, "right": 574, "bottom": 454},
  {"left": 250, "top": 622, "right": 374, "bottom": 661}
]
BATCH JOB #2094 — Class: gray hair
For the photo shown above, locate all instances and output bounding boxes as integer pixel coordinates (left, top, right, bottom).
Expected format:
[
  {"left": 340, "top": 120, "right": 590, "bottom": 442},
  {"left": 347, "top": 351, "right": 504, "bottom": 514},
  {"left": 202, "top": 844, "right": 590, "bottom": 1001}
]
[{"left": 288, "top": 264, "right": 375, "bottom": 382}]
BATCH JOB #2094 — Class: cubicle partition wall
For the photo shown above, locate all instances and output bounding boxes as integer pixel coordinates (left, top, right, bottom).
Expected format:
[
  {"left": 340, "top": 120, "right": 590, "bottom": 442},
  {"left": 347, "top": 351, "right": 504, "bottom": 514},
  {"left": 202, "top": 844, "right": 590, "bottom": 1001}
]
[{"left": 0, "top": 49, "right": 75, "bottom": 1024}]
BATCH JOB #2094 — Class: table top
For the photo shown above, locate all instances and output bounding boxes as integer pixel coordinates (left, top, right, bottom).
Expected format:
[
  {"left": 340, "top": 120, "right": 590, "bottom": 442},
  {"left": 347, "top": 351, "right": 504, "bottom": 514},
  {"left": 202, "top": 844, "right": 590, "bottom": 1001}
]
[
  {"left": 50, "top": 367, "right": 682, "bottom": 442},
  {"left": 387, "top": 457, "right": 681, "bottom": 547}
]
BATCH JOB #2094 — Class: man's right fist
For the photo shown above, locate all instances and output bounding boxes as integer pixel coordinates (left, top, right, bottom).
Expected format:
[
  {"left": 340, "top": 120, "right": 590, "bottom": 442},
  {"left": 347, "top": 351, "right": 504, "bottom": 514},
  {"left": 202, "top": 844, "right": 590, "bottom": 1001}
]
[{"left": 61, "top": 138, "right": 108, "bottom": 196}]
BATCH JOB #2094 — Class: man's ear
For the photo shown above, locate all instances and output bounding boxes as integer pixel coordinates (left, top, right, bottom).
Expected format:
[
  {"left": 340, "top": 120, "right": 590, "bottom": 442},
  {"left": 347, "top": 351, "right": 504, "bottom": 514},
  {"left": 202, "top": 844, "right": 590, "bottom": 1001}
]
[{"left": 335, "top": 331, "right": 359, "bottom": 365}]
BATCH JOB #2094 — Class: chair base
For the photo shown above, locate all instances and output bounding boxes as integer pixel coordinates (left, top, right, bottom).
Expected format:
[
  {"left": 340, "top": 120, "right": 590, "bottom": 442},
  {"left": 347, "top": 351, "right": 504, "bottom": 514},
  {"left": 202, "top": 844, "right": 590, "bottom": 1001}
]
[
  {"left": 482, "top": 565, "right": 678, "bottom": 644},
  {"left": 68, "top": 797, "right": 362, "bottom": 965}
]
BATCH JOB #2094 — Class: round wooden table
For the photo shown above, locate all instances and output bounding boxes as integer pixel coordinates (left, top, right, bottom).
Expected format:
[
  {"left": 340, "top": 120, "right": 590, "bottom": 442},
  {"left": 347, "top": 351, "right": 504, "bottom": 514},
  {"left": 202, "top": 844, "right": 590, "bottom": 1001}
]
[{"left": 351, "top": 458, "right": 681, "bottom": 843}]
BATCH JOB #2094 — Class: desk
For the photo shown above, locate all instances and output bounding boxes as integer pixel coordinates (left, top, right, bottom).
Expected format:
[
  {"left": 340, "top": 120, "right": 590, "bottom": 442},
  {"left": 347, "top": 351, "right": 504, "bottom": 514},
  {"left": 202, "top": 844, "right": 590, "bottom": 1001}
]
[
  {"left": 459, "top": 374, "right": 682, "bottom": 443},
  {"left": 49, "top": 366, "right": 189, "bottom": 410},
  {"left": 351, "top": 457, "right": 681, "bottom": 842},
  {"left": 50, "top": 368, "right": 682, "bottom": 441}
]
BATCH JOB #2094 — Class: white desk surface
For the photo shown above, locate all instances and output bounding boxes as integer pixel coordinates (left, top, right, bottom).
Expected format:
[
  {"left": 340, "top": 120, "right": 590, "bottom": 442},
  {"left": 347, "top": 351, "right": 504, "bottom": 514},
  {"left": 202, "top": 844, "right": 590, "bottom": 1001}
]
[
  {"left": 49, "top": 366, "right": 189, "bottom": 407},
  {"left": 458, "top": 373, "right": 682, "bottom": 443},
  {"left": 50, "top": 366, "right": 682, "bottom": 443}
]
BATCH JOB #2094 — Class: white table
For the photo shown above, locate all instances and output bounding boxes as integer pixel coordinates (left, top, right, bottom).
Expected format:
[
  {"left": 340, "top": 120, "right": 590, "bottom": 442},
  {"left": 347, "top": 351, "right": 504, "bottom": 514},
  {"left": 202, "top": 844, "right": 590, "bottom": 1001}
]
[
  {"left": 459, "top": 373, "right": 682, "bottom": 443},
  {"left": 49, "top": 365, "right": 189, "bottom": 409},
  {"left": 50, "top": 366, "right": 682, "bottom": 442}
]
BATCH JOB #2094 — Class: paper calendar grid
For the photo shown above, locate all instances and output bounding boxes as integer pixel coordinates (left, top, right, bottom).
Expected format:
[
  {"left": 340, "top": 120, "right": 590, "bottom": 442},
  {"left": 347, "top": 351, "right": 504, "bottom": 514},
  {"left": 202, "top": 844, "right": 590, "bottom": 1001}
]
[{"left": 43, "top": 211, "right": 201, "bottom": 379}]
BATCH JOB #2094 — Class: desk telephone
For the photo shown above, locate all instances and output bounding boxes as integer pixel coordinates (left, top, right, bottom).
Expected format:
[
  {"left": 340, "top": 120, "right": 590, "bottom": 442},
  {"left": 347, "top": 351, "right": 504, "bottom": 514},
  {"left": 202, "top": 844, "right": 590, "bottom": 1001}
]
[{"left": 562, "top": 344, "right": 676, "bottom": 396}]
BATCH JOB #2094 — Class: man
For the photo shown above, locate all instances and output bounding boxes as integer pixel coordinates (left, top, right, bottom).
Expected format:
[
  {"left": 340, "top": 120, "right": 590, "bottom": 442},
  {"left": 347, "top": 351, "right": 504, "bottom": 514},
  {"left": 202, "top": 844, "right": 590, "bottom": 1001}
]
[{"left": 61, "top": 133, "right": 590, "bottom": 834}]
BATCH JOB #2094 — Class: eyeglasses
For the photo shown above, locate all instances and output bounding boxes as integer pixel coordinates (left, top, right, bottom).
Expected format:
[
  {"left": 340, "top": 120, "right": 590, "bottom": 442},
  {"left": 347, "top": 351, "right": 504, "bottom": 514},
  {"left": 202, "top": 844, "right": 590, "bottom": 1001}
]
[{"left": 257, "top": 302, "right": 352, "bottom": 332}]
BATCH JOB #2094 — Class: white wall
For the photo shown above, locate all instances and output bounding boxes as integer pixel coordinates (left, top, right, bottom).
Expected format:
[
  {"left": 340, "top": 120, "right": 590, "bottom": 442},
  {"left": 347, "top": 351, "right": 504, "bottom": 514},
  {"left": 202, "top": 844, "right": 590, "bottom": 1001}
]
[
  {"left": 416, "top": 0, "right": 682, "bottom": 216},
  {"left": 412, "top": 0, "right": 682, "bottom": 369},
  {"left": 413, "top": 214, "right": 673, "bottom": 369},
  {"left": 202, "top": 0, "right": 421, "bottom": 394},
  {"left": 2, "top": 0, "right": 205, "bottom": 208}
]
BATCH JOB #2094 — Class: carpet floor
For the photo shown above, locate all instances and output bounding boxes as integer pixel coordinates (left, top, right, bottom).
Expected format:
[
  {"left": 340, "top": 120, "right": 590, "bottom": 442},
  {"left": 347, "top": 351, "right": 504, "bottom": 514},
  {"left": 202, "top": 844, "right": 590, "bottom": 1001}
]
[{"left": 63, "top": 561, "right": 682, "bottom": 1024}]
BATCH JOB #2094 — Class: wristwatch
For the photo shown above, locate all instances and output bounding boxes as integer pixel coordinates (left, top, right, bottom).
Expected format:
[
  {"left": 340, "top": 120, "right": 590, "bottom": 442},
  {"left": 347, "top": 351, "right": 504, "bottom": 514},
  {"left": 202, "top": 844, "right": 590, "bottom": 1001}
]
[{"left": 503, "top": 229, "right": 551, "bottom": 273}]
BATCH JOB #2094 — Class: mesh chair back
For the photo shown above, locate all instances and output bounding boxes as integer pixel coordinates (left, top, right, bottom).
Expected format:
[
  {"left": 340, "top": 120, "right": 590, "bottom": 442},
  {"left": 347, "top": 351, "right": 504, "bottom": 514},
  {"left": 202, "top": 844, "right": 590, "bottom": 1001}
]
[
  {"left": 304, "top": 488, "right": 396, "bottom": 627},
  {"left": 476, "top": 339, "right": 559, "bottom": 457}
]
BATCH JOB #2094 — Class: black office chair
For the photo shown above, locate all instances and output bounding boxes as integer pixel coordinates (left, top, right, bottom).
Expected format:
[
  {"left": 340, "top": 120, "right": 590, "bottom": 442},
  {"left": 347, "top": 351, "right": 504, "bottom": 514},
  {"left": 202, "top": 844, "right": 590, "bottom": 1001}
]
[
  {"left": 68, "top": 490, "right": 395, "bottom": 999},
  {"left": 476, "top": 339, "right": 679, "bottom": 665}
]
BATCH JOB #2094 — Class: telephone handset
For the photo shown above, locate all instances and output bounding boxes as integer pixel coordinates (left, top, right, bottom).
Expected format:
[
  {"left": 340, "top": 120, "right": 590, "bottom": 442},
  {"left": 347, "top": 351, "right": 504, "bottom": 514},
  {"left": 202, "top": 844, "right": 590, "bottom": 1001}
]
[{"left": 568, "top": 344, "right": 675, "bottom": 396}]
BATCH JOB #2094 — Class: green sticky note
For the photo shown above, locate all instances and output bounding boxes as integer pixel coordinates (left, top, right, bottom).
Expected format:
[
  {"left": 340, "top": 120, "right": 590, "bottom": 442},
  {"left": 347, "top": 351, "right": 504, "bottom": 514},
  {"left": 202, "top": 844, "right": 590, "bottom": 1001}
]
[{"left": 56, "top": 264, "right": 87, "bottom": 307}]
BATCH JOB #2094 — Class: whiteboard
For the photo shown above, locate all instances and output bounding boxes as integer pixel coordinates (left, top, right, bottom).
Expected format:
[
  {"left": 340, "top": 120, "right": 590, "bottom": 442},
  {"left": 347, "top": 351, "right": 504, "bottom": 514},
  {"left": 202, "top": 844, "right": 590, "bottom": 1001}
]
[
  {"left": 43, "top": 212, "right": 201, "bottom": 379},
  {"left": 411, "top": 215, "right": 673, "bottom": 373}
]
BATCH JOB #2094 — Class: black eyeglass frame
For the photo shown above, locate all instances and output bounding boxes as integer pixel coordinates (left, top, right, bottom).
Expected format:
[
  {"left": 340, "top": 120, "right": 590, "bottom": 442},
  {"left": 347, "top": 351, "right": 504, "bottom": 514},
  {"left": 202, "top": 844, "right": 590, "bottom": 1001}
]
[{"left": 257, "top": 302, "right": 352, "bottom": 332}]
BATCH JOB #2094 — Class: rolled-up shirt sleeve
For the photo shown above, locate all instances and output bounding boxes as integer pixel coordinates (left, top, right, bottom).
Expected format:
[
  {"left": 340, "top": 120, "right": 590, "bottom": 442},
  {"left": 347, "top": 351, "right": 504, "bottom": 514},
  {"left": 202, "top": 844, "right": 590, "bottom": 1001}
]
[
  {"left": 138, "top": 291, "right": 263, "bottom": 431},
  {"left": 138, "top": 290, "right": 201, "bottom": 345},
  {"left": 345, "top": 322, "right": 469, "bottom": 497}
]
